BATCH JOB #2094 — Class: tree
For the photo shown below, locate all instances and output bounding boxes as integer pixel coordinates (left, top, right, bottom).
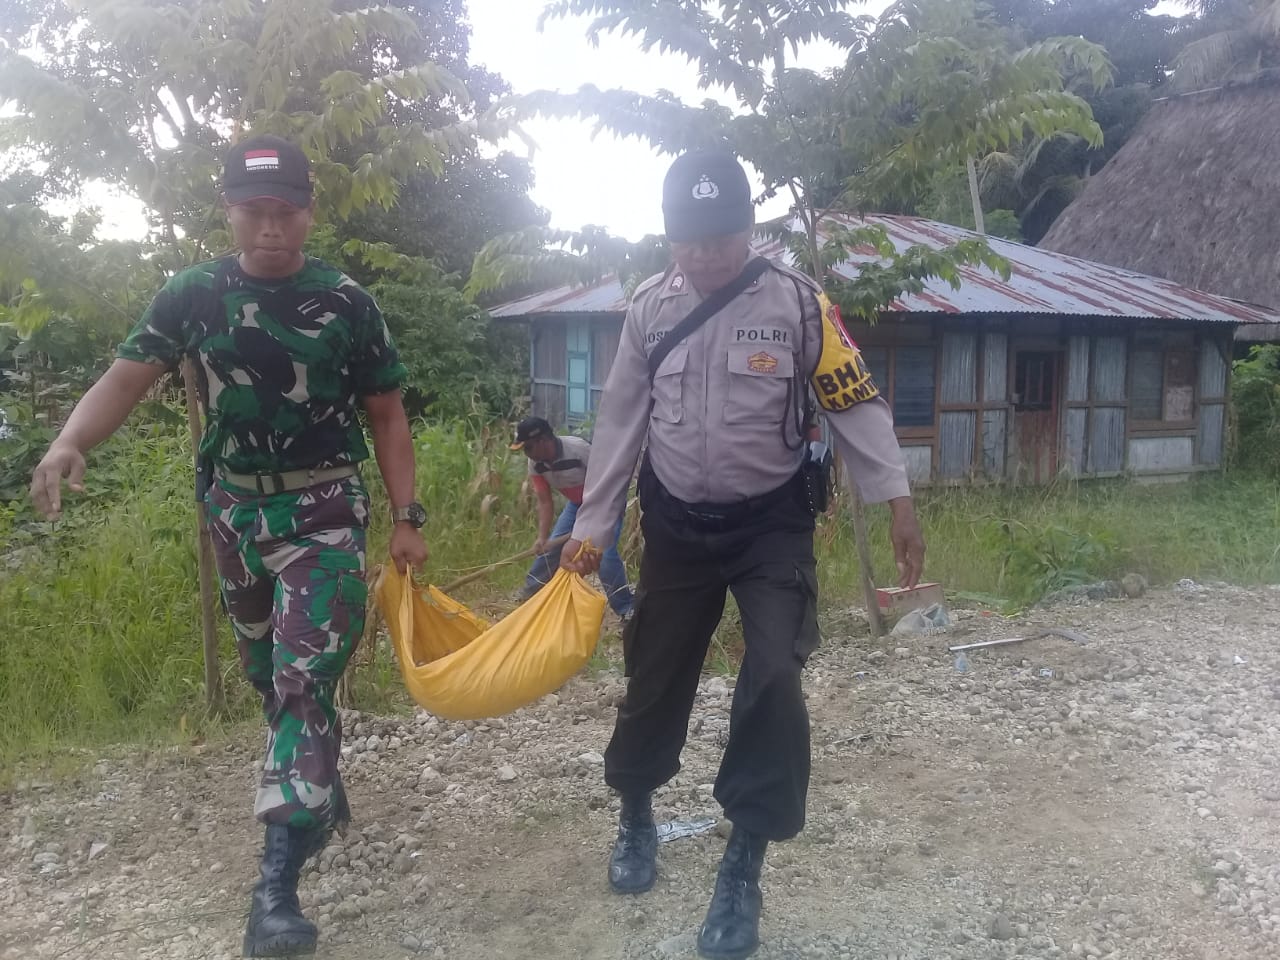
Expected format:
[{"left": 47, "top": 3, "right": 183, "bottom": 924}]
[
  {"left": 1230, "top": 344, "right": 1280, "bottom": 475},
  {"left": 986, "top": 0, "right": 1186, "bottom": 88},
  {"left": 847, "top": 0, "right": 1112, "bottom": 237},
  {"left": 332, "top": 0, "right": 550, "bottom": 275},
  {"left": 467, "top": 225, "right": 670, "bottom": 302},
  {"left": 348, "top": 150, "right": 549, "bottom": 277},
  {"left": 915, "top": 165, "right": 1025, "bottom": 240},
  {"left": 0, "top": 0, "right": 522, "bottom": 243},
  {"left": 305, "top": 225, "right": 528, "bottom": 420},
  {"left": 0, "top": 175, "right": 161, "bottom": 415},
  {"left": 970, "top": 1, "right": 1188, "bottom": 239},
  {"left": 1172, "top": 0, "right": 1280, "bottom": 89}
]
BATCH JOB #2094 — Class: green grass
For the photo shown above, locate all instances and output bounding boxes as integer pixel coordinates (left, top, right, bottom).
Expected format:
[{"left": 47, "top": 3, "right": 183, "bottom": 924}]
[
  {"left": 0, "top": 416, "right": 542, "bottom": 779},
  {"left": 2, "top": 415, "right": 1278, "bottom": 779},
  {"left": 818, "top": 473, "right": 1280, "bottom": 608}
]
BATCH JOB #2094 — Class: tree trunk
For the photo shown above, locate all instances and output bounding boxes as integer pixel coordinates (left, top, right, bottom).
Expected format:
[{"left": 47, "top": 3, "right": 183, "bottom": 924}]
[
  {"left": 182, "top": 359, "right": 225, "bottom": 714},
  {"left": 850, "top": 495, "right": 883, "bottom": 637},
  {"left": 802, "top": 203, "right": 883, "bottom": 638},
  {"left": 966, "top": 155, "right": 986, "bottom": 235}
]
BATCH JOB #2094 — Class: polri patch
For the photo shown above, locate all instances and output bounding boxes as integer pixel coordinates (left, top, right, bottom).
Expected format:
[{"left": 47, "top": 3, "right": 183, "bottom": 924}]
[
  {"left": 733, "top": 326, "right": 789, "bottom": 345},
  {"left": 747, "top": 351, "right": 779, "bottom": 374}
]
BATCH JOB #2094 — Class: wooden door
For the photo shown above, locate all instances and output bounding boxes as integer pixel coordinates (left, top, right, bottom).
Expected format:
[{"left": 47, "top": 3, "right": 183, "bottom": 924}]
[{"left": 1012, "top": 350, "right": 1061, "bottom": 484}]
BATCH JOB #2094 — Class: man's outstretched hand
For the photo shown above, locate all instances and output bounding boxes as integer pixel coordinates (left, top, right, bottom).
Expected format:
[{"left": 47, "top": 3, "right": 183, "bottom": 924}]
[{"left": 30, "top": 444, "right": 88, "bottom": 520}]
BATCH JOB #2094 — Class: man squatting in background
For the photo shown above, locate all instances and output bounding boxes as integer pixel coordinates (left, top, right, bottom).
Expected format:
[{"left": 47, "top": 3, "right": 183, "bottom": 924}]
[{"left": 510, "top": 415, "right": 634, "bottom": 619}]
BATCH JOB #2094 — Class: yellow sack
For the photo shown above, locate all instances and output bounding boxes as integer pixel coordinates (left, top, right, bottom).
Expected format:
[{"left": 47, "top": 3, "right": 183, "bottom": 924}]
[
  {"left": 810, "top": 291, "right": 882, "bottom": 413},
  {"left": 375, "top": 564, "right": 607, "bottom": 721}
]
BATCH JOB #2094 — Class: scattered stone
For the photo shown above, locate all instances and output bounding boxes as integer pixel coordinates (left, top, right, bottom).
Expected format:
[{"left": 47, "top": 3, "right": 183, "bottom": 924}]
[
  {"left": 988, "top": 913, "right": 1016, "bottom": 940},
  {"left": 5, "top": 585, "right": 1280, "bottom": 960},
  {"left": 656, "top": 931, "right": 697, "bottom": 956},
  {"left": 333, "top": 900, "right": 363, "bottom": 920},
  {"left": 1121, "top": 573, "right": 1148, "bottom": 598}
]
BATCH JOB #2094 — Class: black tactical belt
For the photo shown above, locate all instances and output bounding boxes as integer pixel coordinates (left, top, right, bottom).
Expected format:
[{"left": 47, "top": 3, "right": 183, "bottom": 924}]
[{"left": 653, "top": 471, "right": 803, "bottom": 532}]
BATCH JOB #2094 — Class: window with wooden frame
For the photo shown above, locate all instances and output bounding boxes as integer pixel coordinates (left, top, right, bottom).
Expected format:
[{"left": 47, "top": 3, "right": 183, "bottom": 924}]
[
  {"left": 1013, "top": 352, "right": 1057, "bottom": 412},
  {"left": 1129, "top": 335, "right": 1195, "bottom": 426},
  {"left": 860, "top": 345, "right": 937, "bottom": 433}
]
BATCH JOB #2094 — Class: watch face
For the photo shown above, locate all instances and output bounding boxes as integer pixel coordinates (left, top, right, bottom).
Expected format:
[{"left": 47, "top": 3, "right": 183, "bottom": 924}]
[{"left": 406, "top": 502, "right": 427, "bottom": 528}]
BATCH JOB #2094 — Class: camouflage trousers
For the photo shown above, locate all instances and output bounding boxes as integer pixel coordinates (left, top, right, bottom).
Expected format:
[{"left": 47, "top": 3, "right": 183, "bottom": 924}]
[{"left": 206, "top": 476, "right": 370, "bottom": 834}]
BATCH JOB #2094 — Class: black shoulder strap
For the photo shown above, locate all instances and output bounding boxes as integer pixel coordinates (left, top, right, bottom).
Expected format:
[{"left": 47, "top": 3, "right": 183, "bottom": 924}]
[{"left": 646, "top": 256, "right": 771, "bottom": 385}]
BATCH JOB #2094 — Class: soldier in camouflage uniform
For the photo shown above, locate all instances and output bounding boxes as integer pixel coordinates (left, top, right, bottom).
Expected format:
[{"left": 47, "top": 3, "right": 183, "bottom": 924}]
[{"left": 31, "top": 135, "right": 429, "bottom": 957}]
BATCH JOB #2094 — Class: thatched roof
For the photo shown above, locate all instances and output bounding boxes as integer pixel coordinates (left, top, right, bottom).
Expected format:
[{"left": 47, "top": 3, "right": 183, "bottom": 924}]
[{"left": 1039, "top": 70, "right": 1280, "bottom": 311}]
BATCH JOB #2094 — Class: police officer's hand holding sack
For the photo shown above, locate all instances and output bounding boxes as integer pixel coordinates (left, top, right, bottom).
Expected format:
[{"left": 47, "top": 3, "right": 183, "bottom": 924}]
[{"left": 560, "top": 151, "right": 925, "bottom": 960}]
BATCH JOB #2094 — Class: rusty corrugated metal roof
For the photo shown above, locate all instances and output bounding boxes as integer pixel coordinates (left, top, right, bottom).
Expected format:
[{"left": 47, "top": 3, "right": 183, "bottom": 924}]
[{"left": 488, "top": 214, "right": 1280, "bottom": 325}]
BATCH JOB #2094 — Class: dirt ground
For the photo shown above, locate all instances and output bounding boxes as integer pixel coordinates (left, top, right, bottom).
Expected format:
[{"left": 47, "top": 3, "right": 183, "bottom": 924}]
[{"left": 3, "top": 580, "right": 1280, "bottom": 960}]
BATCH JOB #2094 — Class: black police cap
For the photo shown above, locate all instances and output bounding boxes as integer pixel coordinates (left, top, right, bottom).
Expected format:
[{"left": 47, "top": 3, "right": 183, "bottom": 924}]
[{"left": 661, "top": 151, "right": 753, "bottom": 243}]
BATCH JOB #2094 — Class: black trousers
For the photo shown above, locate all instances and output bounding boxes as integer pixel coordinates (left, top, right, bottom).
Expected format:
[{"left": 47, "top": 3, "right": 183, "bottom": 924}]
[{"left": 603, "top": 469, "right": 819, "bottom": 842}]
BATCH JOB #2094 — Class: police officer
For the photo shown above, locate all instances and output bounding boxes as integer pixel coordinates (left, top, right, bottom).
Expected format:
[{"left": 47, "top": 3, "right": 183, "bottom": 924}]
[{"left": 560, "top": 151, "right": 925, "bottom": 960}]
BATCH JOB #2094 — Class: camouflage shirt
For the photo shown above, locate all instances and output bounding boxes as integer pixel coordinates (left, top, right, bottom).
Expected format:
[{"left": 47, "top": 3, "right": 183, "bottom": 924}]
[{"left": 118, "top": 256, "right": 407, "bottom": 475}]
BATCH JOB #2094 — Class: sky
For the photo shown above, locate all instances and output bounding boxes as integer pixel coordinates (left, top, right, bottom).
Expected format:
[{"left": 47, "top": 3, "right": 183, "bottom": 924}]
[
  {"left": 463, "top": 0, "right": 882, "bottom": 240},
  {"left": 52, "top": 0, "right": 1193, "bottom": 244},
  {"left": 465, "top": 0, "right": 1191, "bottom": 239}
]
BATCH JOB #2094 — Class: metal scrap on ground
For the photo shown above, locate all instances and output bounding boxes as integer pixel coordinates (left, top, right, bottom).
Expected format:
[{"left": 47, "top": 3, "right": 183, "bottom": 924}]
[
  {"left": 655, "top": 817, "right": 718, "bottom": 843},
  {"left": 947, "top": 627, "right": 1090, "bottom": 653}
]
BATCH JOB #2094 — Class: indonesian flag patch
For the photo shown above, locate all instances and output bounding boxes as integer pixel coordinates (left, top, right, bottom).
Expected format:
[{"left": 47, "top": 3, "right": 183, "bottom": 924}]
[{"left": 244, "top": 149, "right": 280, "bottom": 172}]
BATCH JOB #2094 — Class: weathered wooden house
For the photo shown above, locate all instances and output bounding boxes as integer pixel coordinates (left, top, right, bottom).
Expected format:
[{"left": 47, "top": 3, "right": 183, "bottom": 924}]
[{"left": 488, "top": 214, "right": 1280, "bottom": 485}]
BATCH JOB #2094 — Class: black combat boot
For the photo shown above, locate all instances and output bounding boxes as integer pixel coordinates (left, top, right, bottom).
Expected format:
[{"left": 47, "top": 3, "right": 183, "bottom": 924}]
[
  {"left": 608, "top": 792, "right": 658, "bottom": 893},
  {"left": 696, "top": 825, "right": 768, "bottom": 960},
  {"left": 242, "top": 824, "right": 320, "bottom": 957}
]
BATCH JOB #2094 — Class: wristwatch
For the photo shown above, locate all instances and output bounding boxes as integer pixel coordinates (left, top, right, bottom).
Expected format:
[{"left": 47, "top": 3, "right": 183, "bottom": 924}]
[{"left": 391, "top": 502, "right": 427, "bottom": 528}]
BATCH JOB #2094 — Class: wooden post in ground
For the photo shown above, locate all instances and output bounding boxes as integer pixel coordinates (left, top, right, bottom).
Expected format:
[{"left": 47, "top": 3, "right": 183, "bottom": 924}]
[
  {"left": 849, "top": 487, "right": 884, "bottom": 639},
  {"left": 803, "top": 222, "right": 884, "bottom": 639},
  {"left": 183, "top": 359, "right": 225, "bottom": 714}
]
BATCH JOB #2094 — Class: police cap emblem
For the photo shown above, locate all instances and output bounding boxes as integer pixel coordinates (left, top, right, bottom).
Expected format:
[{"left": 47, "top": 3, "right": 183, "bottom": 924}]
[{"left": 692, "top": 175, "right": 720, "bottom": 200}]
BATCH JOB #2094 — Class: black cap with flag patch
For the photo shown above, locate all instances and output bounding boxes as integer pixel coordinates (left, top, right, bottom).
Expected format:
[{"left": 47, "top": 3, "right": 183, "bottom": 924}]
[
  {"left": 661, "top": 150, "right": 753, "bottom": 243},
  {"left": 222, "top": 134, "right": 313, "bottom": 208}
]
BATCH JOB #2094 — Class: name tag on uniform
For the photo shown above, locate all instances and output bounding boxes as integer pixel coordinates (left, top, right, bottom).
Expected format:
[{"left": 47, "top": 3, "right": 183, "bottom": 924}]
[
  {"left": 732, "top": 327, "right": 790, "bottom": 345},
  {"left": 727, "top": 345, "right": 794, "bottom": 378},
  {"left": 645, "top": 329, "right": 671, "bottom": 345}
]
